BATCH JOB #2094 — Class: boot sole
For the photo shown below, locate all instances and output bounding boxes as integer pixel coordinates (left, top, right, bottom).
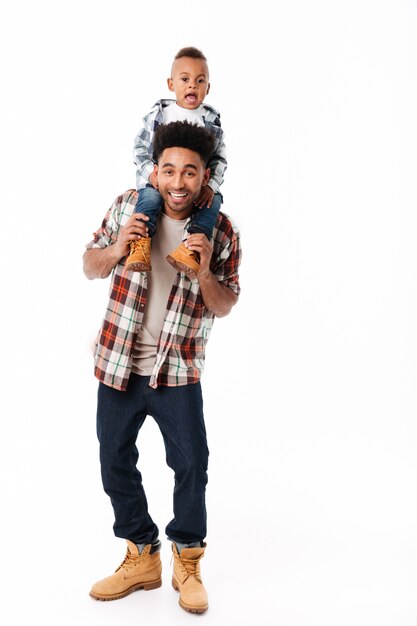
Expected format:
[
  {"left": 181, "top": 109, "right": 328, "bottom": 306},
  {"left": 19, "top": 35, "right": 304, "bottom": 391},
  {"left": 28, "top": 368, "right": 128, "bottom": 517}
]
[
  {"left": 126, "top": 261, "right": 151, "bottom": 272},
  {"left": 171, "top": 577, "right": 208, "bottom": 613},
  {"left": 89, "top": 578, "right": 162, "bottom": 601},
  {"left": 166, "top": 255, "right": 198, "bottom": 278}
]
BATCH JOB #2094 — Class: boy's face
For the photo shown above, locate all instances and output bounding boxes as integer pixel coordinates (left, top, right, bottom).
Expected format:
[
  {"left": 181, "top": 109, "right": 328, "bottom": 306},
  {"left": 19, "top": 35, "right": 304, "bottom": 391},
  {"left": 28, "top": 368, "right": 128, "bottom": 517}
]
[
  {"left": 167, "top": 56, "right": 210, "bottom": 110},
  {"left": 155, "top": 147, "right": 210, "bottom": 219}
]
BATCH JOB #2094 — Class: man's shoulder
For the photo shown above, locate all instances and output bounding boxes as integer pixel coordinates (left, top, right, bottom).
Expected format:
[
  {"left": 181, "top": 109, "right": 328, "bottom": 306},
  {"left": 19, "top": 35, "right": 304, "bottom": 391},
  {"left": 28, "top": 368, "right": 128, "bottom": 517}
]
[
  {"left": 109, "top": 190, "right": 138, "bottom": 221},
  {"left": 215, "top": 211, "right": 240, "bottom": 240},
  {"left": 114, "top": 189, "right": 138, "bottom": 206}
]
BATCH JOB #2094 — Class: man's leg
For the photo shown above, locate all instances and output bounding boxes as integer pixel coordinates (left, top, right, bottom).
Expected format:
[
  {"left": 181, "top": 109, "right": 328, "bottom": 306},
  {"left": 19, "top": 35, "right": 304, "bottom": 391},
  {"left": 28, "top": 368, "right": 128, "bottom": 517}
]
[
  {"left": 96, "top": 374, "right": 159, "bottom": 544},
  {"left": 148, "top": 381, "right": 209, "bottom": 543},
  {"left": 90, "top": 374, "right": 162, "bottom": 601},
  {"left": 148, "top": 381, "right": 209, "bottom": 613}
]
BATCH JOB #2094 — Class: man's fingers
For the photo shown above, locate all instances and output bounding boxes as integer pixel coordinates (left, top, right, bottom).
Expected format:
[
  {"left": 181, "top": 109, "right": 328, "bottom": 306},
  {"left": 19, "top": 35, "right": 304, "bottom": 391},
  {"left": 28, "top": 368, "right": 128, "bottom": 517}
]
[
  {"left": 186, "top": 236, "right": 212, "bottom": 256},
  {"left": 132, "top": 213, "right": 149, "bottom": 222}
]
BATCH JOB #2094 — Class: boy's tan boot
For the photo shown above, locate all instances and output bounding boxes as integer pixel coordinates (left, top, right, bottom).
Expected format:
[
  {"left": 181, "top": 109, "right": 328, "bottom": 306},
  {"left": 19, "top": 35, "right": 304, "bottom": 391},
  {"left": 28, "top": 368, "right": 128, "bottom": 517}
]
[
  {"left": 166, "top": 243, "right": 200, "bottom": 278},
  {"left": 171, "top": 543, "right": 208, "bottom": 613},
  {"left": 126, "top": 237, "right": 152, "bottom": 272},
  {"left": 89, "top": 540, "right": 162, "bottom": 601}
]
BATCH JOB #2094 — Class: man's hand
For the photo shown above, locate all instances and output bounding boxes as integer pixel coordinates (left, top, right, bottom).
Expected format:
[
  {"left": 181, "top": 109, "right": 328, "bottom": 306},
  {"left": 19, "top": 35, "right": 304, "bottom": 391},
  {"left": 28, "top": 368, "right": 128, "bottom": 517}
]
[
  {"left": 113, "top": 213, "right": 149, "bottom": 259},
  {"left": 83, "top": 213, "right": 149, "bottom": 280},
  {"left": 194, "top": 186, "right": 215, "bottom": 209},
  {"left": 186, "top": 233, "right": 213, "bottom": 276},
  {"left": 186, "top": 233, "right": 238, "bottom": 317}
]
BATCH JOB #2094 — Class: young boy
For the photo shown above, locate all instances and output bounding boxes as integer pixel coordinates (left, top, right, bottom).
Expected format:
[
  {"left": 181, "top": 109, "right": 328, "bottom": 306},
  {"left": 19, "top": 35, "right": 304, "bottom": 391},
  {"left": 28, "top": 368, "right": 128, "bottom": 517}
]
[{"left": 126, "top": 47, "right": 227, "bottom": 277}]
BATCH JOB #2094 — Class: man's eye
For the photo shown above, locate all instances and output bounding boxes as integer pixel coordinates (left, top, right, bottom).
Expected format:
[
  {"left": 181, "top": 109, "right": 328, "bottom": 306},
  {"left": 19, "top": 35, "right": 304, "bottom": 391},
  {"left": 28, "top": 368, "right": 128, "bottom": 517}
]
[{"left": 163, "top": 170, "right": 172, "bottom": 175}]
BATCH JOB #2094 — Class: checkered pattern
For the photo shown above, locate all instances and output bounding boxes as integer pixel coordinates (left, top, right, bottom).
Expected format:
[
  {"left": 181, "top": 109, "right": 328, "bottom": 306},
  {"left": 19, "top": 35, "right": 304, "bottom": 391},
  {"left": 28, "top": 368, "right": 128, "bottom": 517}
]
[
  {"left": 133, "top": 99, "right": 227, "bottom": 193},
  {"left": 86, "top": 190, "right": 241, "bottom": 391}
]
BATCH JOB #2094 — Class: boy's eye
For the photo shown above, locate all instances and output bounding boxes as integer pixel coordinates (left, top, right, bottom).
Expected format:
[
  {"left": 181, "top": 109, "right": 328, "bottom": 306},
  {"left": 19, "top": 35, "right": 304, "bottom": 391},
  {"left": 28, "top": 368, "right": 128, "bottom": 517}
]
[
  {"left": 181, "top": 77, "right": 188, "bottom": 82},
  {"left": 197, "top": 79, "right": 205, "bottom": 84}
]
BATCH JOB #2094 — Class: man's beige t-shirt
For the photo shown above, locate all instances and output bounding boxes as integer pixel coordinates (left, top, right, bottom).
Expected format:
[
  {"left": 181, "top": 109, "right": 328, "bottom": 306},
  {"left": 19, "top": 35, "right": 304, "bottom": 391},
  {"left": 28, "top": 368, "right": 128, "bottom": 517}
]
[{"left": 132, "top": 212, "right": 186, "bottom": 375}]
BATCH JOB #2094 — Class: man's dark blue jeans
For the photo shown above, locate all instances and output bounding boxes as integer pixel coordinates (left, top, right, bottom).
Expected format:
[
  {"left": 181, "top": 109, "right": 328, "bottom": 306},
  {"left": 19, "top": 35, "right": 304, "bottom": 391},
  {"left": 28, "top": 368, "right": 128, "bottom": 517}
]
[{"left": 96, "top": 374, "right": 209, "bottom": 545}]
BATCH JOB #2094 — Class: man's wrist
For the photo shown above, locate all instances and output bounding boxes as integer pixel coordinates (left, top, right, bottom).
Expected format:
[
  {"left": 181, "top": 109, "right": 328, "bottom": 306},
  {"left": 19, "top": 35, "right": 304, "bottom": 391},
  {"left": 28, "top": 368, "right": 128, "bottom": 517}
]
[
  {"left": 109, "top": 242, "right": 126, "bottom": 266},
  {"left": 197, "top": 267, "right": 212, "bottom": 282}
]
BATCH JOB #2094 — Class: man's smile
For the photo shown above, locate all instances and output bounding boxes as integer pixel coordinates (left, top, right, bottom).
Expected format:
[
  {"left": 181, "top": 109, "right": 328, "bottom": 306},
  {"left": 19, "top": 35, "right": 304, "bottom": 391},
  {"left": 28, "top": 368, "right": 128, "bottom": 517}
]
[{"left": 169, "top": 191, "right": 188, "bottom": 201}]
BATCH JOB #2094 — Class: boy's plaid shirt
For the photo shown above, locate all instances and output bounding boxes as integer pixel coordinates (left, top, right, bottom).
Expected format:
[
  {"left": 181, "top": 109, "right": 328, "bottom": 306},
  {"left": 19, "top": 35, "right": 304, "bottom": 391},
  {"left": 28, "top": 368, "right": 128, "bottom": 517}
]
[
  {"left": 86, "top": 190, "right": 241, "bottom": 391},
  {"left": 133, "top": 99, "right": 227, "bottom": 193}
]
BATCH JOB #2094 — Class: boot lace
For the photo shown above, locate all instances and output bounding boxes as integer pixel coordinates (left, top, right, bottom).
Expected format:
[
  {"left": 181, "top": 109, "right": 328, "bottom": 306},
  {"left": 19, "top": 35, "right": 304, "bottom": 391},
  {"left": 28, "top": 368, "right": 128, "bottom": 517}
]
[
  {"left": 173, "top": 551, "right": 202, "bottom": 582},
  {"left": 130, "top": 237, "right": 150, "bottom": 263},
  {"left": 116, "top": 549, "right": 145, "bottom": 573}
]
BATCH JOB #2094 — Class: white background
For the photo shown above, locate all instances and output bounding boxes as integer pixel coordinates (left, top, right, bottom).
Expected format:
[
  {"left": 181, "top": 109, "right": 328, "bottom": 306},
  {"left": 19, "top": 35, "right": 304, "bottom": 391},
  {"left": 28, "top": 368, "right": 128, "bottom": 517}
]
[{"left": 0, "top": 1, "right": 416, "bottom": 624}]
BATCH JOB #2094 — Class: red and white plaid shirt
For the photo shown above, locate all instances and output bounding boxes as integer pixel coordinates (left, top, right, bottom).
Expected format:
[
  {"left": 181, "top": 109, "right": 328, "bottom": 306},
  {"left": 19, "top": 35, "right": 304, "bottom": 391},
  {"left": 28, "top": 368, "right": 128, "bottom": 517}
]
[{"left": 86, "top": 190, "right": 242, "bottom": 391}]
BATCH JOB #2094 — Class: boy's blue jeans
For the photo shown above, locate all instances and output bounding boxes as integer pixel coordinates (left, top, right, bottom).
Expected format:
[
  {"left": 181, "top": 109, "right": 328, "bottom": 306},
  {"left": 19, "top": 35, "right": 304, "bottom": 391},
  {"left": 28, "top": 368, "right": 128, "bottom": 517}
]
[
  {"left": 96, "top": 374, "right": 209, "bottom": 545},
  {"left": 135, "top": 185, "right": 222, "bottom": 239}
]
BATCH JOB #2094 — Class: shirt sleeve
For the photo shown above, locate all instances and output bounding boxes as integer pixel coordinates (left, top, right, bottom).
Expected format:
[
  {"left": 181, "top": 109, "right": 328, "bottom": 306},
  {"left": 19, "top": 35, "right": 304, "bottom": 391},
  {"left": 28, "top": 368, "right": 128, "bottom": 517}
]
[
  {"left": 211, "top": 221, "right": 242, "bottom": 296},
  {"left": 207, "top": 129, "right": 227, "bottom": 193},
  {"left": 133, "top": 108, "right": 157, "bottom": 184},
  {"left": 85, "top": 195, "right": 123, "bottom": 250}
]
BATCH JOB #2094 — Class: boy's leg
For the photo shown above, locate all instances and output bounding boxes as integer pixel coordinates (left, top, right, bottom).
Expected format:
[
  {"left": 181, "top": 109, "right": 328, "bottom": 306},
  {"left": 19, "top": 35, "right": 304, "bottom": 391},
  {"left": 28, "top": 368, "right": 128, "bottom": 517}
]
[
  {"left": 166, "top": 193, "right": 222, "bottom": 277},
  {"left": 133, "top": 185, "right": 163, "bottom": 236},
  {"left": 127, "top": 186, "right": 163, "bottom": 272},
  {"left": 188, "top": 192, "right": 222, "bottom": 239}
]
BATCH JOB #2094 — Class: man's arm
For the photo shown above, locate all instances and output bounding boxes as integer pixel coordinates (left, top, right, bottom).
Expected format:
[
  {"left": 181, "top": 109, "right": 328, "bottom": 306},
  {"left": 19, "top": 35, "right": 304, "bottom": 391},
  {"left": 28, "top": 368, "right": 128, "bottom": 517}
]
[
  {"left": 186, "top": 233, "right": 238, "bottom": 318},
  {"left": 83, "top": 213, "right": 149, "bottom": 280}
]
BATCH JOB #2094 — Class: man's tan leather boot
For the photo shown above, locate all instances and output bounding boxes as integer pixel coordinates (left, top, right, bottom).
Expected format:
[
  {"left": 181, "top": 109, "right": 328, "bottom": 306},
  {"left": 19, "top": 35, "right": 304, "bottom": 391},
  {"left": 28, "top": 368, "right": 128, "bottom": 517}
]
[
  {"left": 166, "top": 243, "right": 200, "bottom": 278},
  {"left": 89, "top": 540, "right": 162, "bottom": 601},
  {"left": 171, "top": 543, "right": 208, "bottom": 613},
  {"left": 126, "top": 237, "right": 152, "bottom": 272}
]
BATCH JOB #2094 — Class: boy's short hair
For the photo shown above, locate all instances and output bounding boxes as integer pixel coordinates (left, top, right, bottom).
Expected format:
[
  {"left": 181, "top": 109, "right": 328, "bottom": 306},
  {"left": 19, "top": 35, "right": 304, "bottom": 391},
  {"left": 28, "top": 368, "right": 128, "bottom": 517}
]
[
  {"left": 174, "top": 47, "right": 207, "bottom": 62},
  {"left": 153, "top": 121, "right": 215, "bottom": 166}
]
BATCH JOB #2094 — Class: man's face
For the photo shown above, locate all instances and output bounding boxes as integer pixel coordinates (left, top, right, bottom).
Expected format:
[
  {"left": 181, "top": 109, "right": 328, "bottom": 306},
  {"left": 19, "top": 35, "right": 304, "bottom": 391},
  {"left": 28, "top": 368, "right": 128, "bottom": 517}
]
[
  {"left": 167, "top": 56, "right": 210, "bottom": 110},
  {"left": 155, "top": 147, "right": 210, "bottom": 219}
]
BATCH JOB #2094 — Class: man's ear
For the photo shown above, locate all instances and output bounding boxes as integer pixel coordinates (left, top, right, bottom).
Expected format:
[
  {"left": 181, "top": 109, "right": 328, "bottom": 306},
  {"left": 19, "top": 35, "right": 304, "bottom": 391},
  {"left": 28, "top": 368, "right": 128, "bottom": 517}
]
[
  {"left": 154, "top": 164, "right": 159, "bottom": 188},
  {"left": 167, "top": 77, "right": 174, "bottom": 92},
  {"left": 203, "top": 167, "right": 210, "bottom": 186}
]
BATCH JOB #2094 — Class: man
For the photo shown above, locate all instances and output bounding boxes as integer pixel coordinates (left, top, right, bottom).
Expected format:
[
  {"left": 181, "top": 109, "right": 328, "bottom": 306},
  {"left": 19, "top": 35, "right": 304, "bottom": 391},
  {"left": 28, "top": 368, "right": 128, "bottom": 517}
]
[{"left": 83, "top": 121, "right": 241, "bottom": 614}]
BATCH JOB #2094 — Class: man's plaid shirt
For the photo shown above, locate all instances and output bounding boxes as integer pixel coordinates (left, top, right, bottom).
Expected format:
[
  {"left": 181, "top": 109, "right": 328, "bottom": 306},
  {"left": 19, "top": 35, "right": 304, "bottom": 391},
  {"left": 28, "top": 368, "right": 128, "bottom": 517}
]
[
  {"left": 133, "top": 99, "right": 227, "bottom": 193},
  {"left": 86, "top": 190, "right": 241, "bottom": 391}
]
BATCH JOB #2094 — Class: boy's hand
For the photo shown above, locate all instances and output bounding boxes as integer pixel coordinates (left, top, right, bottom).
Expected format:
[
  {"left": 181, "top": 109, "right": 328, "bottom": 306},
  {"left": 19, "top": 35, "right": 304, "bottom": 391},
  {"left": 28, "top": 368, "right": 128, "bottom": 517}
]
[
  {"left": 114, "top": 213, "right": 149, "bottom": 258},
  {"left": 194, "top": 186, "right": 214, "bottom": 209},
  {"left": 149, "top": 171, "right": 158, "bottom": 189}
]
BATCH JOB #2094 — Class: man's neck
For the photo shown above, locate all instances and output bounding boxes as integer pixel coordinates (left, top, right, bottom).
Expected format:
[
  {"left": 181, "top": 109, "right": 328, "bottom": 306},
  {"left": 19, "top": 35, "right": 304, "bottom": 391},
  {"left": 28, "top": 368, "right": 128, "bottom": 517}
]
[{"left": 162, "top": 206, "right": 194, "bottom": 221}]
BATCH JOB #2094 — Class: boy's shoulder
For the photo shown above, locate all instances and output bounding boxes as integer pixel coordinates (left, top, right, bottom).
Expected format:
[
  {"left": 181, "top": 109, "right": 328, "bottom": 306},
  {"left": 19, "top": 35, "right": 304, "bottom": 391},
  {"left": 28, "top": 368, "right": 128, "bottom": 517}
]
[
  {"left": 202, "top": 103, "right": 222, "bottom": 128},
  {"left": 142, "top": 99, "right": 176, "bottom": 118},
  {"left": 145, "top": 99, "right": 221, "bottom": 117},
  {"left": 202, "top": 102, "right": 220, "bottom": 117}
]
